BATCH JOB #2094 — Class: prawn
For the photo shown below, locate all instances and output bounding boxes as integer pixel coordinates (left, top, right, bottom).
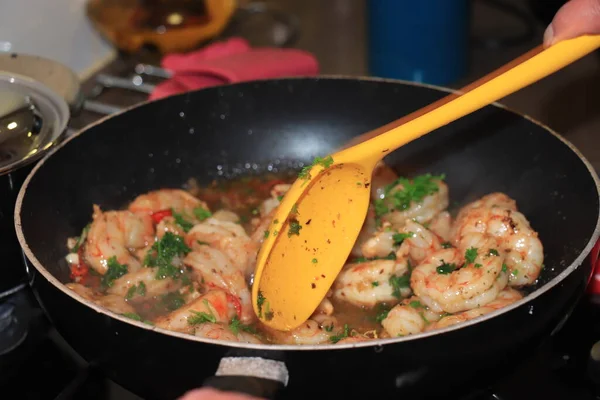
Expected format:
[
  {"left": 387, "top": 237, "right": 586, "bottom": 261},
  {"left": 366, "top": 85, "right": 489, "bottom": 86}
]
[
  {"left": 381, "top": 296, "right": 442, "bottom": 337},
  {"left": 107, "top": 267, "right": 182, "bottom": 299},
  {"left": 425, "top": 288, "right": 523, "bottom": 331},
  {"left": 194, "top": 323, "right": 262, "bottom": 344},
  {"left": 154, "top": 289, "right": 238, "bottom": 333},
  {"left": 332, "top": 258, "right": 411, "bottom": 308},
  {"left": 410, "top": 233, "right": 509, "bottom": 313},
  {"left": 451, "top": 193, "right": 544, "bottom": 286},
  {"left": 186, "top": 218, "right": 256, "bottom": 277},
  {"left": 128, "top": 189, "right": 209, "bottom": 219},
  {"left": 84, "top": 205, "right": 155, "bottom": 275},
  {"left": 66, "top": 283, "right": 136, "bottom": 315},
  {"left": 184, "top": 247, "right": 254, "bottom": 323}
]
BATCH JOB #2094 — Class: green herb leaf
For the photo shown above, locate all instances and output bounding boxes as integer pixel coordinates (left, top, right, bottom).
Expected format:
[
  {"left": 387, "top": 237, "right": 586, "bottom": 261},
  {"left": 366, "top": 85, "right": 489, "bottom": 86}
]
[
  {"left": 171, "top": 209, "right": 194, "bottom": 232},
  {"left": 125, "top": 281, "right": 147, "bottom": 300},
  {"left": 464, "top": 247, "right": 478, "bottom": 264},
  {"left": 298, "top": 156, "right": 335, "bottom": 180},
  {"left": 474, "top": 263, "right": 482, "bottom": 268},
  {"left": 502, "top": 263, "right": 508, "bottom": 273},
  {"left": 390, "top": 274, "right": 410, "bottom": 299},
  {"left": 372, "top": 281, "right": 379, "bottom": 287},
  {"left": 101, "top": 256, "right": 128, "bottom": 288},
  {"left": 188, "top": 299, "right": 217, "bottom": 325},
  {"left": 352, "top": 252, "right": 397, "bottom": 264},
  {"left": 193, "top": 207, "right": 212, "bottom": 221},
  {"left": 312, "top": 258, "right": 318, "bottom": 264},
  {"left": 329, "top": 323, "right": 351, "bottom": 343},
  {"left": 409, "top": 300, "right": 423, "bottom": 308},
  {"left": 264, "top": 230, "right": 270, "bottom": 239},
  {"left": 488, "top": 248, "right": 499, "bottom": 256},
  {"left": 229, "top": 316, "right": 257, "bottom": 335},
  {"left": 392, "top": 232, "right": 414, "bottom": 245},
  {"left": 436, "top": 261, "right": 458, "bottom": 275},
  {"left": 277, "top": 195, "right": 284, "bottom": 202},
  {"left": 144, "top": 232, "right": 191, "bottom": 280},
  {"left": 288, "top": 219, "right": 302, "bottom": 237},
  {"left": 257, "top": 291, "right": 266, "bottom": 318},
  {"left": 70, "top": 224, "right": 91, "bottom": 253},
  {"left": 441, "top": 241, "right": 453, "bottom": 249},
  {"left": 159, "top": 291, "right": 186, "bottom": 311},
  {"left": 374, "top": 173, "right": 445, "bottom": 217}
]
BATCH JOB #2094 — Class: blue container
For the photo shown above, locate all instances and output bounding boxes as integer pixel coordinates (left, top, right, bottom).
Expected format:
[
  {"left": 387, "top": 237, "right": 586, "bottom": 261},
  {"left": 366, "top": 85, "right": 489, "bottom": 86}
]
[{"left": 367, "top": 0, "right": 470, "bottom": 86}]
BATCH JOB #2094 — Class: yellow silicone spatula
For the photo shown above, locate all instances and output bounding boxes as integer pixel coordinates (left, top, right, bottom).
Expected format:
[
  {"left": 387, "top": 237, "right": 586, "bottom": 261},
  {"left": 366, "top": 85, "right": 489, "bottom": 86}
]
[{"left": 251, "top": 35, "right": 600, "bottom": 331}]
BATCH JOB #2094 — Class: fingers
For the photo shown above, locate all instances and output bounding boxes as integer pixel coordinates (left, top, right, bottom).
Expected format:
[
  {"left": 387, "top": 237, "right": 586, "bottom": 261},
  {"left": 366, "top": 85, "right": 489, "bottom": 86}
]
[
  {"left": 178, "top": 388, "right": 266, "bottom": 400},
  {"left": 544, "top": 0, "right": 600, "bottom": 47}
]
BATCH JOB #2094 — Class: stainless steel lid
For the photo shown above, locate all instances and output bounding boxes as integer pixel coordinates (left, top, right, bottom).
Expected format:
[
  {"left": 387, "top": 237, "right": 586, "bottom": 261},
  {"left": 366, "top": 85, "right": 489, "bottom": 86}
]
[{"left": 0, "top": 72, "right": 70, "bottom": 175}]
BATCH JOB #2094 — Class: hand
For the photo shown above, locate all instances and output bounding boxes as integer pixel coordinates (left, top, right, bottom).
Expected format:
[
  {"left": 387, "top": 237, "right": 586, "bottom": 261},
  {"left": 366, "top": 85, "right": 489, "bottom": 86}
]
[
  {"left": 544, "top": 0, "right": 600, "bottom": 46},
  {"left": 178, "top": 388, "right": 267, "bottom": 400}
]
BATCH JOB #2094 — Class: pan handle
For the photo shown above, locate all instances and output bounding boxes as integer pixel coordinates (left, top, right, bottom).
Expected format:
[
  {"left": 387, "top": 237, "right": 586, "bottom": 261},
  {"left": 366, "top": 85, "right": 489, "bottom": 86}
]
[
  {"left": 588, "top": 239, "right": 600, "bottom": 295},
  {"left": 201, "top": 357, "right": 288, "bottom": 399}
]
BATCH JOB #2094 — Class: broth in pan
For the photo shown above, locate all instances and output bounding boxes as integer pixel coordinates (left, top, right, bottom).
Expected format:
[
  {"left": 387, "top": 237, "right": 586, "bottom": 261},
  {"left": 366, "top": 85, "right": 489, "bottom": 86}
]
[{"left": 64, "top": 163, "right": 543, "bottom": 345}]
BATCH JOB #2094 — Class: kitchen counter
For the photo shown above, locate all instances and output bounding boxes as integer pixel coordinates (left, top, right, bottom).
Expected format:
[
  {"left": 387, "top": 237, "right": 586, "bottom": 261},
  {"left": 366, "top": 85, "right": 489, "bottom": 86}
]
[{"left": 70, "top": 0, "right": 600, "bottom": 171}]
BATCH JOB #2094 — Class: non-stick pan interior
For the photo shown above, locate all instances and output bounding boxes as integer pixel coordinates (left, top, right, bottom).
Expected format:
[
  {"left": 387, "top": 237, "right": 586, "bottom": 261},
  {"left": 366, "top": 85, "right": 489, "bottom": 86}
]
[{"left": 17, "top": 77, "right": 600, "bottom": 294}]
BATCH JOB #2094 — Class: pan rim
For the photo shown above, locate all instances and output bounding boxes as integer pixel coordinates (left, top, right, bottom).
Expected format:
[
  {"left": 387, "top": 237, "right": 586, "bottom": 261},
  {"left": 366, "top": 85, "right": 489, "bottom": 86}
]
[{"left": 13, "top": 75, "right": 600, "bottom": 352}]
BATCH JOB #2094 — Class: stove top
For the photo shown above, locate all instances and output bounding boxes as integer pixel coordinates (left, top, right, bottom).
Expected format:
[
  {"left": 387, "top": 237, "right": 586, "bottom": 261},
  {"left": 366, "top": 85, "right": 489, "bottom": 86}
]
[{"left": 0, "top": 285, "right": 599, "bottom": 400}]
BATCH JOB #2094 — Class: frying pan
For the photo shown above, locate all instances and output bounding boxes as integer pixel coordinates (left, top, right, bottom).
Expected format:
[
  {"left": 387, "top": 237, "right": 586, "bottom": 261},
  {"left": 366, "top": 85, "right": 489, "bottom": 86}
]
[{"left": 14, "top": 77, "right": 600, "bottom": 399}]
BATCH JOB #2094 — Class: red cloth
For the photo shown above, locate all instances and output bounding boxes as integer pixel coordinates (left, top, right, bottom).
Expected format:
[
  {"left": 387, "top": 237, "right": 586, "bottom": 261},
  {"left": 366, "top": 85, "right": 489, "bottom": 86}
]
[
  {"left": 149, "top": 38, "right": 319, "bottom": 100},
  {"left": 588, "top": 239, "right": 600, "bottom": 295}
]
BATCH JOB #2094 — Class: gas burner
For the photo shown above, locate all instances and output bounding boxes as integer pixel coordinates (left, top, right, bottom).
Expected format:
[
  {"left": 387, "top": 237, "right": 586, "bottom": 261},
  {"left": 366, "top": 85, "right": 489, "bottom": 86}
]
[{"left": 0, "top": 291, "right": 29, "bottom": 356}]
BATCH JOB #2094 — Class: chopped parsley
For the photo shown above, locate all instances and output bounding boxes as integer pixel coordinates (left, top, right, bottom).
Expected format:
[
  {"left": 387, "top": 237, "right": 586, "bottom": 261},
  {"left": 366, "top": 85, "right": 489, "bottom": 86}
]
[
  {"left": 436, "top": 261, "right": 458, "bottom": 275},
  {"left": 159, "top": 291, "right": 186, "bottom": 311},
  {"left": 352, "top": 252, "right": 397, "bottom": 264},
  {"left": 188, "top": 300, "right": 217, "bottom": 325},
  {"left": 464, "top": 247, "right": 478, "bottom": 264},
  {"left": 390, "top": 274, "right": 410, "bottom": 299},
  {"left": 298, "top": 156, "right": 335, "bottom": 180},
  {"left": 288, "top": 219, "right": 302, "bottom": 237},
  {"left": 229, "top": 316, "right": 257, "bottom": 335},
  {"left": 172, "top": 209, "right": 194, "bottom": 232},
  {"left": 312, "top": 258, "right": 318, "bottom": 264},
  {"left": 510, "top": 269, "right": 519, "bottom": 277},
  {"left": 193, "top": 206, "right": 212, "bottom": 221},
  {"left": 409, "top": 300, "right": 423, "bottom": 308},
  {"left": 257, "top": 291, "right": 266, "bottom": 318},
  {"left": 121, "top": 312, "right": 153, "bottom": 325},
  {"left": 290, "top": 203, "right": 299, "bottom": 215},
  {"left": 374, "top": 173, "right": 445, "bottom": 217},
  {"left": 372, "top": 281, "right": 379, "bottom": 287},
  {"left": 375, "top": 307, "right": 390, "bottom": 323},
  {"left": 324, "top": 323, "right": 334, "bottom": 332},
  {"left": 474, "top": 263, "right": 482, "bottom": 268},
  {"left": 264, "top": 230, "right": 270, "bottom": 239},
  {"left": 70, "top": 224, "right": 91, "bottom": 253},
  {"left": 393, "top": 232, "right": 414, "bottom": 245},
  {"left": 441, "top": 241, "right": 453, "bottom": 249},
  {"left": 277, "top": 195, "right": 284, "bottom": 202},
  {"left": 144, "top": 232, "right": 191, "bottom": 280},
  {"left": 488, "top": 248, "right": 499, "bottom": 256},
  {"left": 125, "top": 281, "right": 146, "bottom": 300},
  {"left": 502, "top": 263, "right": 508, "bottom": 273},
  {"left": 101, "top": 256, "right": 128, "bottom": 288},
  {"left": 329, "top": 324, "right": 351, "bottom": 343}
]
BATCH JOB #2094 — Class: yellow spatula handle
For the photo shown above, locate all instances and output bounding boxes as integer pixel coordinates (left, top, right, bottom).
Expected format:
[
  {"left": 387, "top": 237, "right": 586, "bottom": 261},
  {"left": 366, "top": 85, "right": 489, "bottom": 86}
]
[{"left": 338, "top": 35, "right": 600, "bottom": 165}]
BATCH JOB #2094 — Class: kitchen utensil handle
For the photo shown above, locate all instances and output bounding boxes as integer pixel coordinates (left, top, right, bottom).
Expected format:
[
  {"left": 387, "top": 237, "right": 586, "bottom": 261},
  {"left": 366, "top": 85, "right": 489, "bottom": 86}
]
[{"left": 201, "top": 356, "right": 288, "bottom": 399}]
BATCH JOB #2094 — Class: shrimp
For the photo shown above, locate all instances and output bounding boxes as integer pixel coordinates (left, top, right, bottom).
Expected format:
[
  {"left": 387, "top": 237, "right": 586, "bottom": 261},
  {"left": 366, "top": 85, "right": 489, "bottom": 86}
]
[
  {"left": 425, "top": 288, "right": 523, "bottom": 331},
  {"left": 360, "top": 224, "right": 396, "bottom": 259},
  {"left": 84, "top": 205, "right": 155, "bottom": 275},
  {"left": 351, "top": 206, "right": 378, "bottom": 257},
  {"left": 313, "top": 297, "right": 334, "bottom": 316},
  {"left": 194, "top": 323, "right": 262, "bottom": 344},
  {"left": 451, "top": 193, "right": 544, "bottom": 286},
  {"left": 66, "top": 283, "right": 136, "bottom": 315},
  {"left": 371, "top": 162, "right": 400, "bottom": 202},
  {"left": 429, "top": 211, "right": 452, "bottom": 242},
  {"left": 155, "top": 216, "right": 186, "bottom": 239},
  {"left": 266, "top": 319, "right": 332, "bottom": 345},
  {"left": 332, "top": 258, "right": 411, "bottom": 308},
  {"left": 380, "top": 296, "right": 442, "bottom": 337},
  {"left": 377, "top": 176, "right": 449, "bottom": 229},
  {"left": 259, "top": 184, "right": 291, "bottom": 216},
  {"left": 106, "top": 267, "right": 182, "bottom": 299},
  {"left": 410, "top": 233, "right": 509, "bottom": 314},
  {"left": 128, "top": 189, "right": 209, "bottom": 218},
  {"left": 186, "top": 218, "right": 256, "bottom": 276},
  {"left": 154, "top": 290, "right": 237, "bottom": 333},
  {"left": 184, "top": 248, "right": 254, "bottom": 323},
  {"left": 211, "top": 210, "right": 240, "bottom": 223}
]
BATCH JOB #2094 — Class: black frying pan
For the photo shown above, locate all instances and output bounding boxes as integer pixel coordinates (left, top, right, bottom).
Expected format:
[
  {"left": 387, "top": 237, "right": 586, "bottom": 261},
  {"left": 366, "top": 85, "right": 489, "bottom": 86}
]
[{"left": 14, "top": 77, "right": 600, "bottom": 399}]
